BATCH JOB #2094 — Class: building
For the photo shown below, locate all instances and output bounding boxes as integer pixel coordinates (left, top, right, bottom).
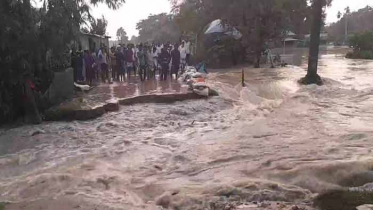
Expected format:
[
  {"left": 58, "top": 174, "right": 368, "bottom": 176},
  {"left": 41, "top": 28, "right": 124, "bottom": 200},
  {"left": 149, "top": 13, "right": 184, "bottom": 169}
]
[
  {"left": 283, "top": 31, "right": 299, "bottom": 48},
  {"left": 79, "top": 32, "right": 111, "bottom": 52}
]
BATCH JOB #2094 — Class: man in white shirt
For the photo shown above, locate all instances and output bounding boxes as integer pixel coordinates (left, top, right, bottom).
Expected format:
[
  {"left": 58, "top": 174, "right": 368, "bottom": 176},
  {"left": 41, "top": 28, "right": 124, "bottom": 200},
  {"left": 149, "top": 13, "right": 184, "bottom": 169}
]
[
  {"left": 156, "top": 44, "right": 162, "bottom": 56},
  {"left": 179, "top": 41, "right": 187, "bottom": 71}
]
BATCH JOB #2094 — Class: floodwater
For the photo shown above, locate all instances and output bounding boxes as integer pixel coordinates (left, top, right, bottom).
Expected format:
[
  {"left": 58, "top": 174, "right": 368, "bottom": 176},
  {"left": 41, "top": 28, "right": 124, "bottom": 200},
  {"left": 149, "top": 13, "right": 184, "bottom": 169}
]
[
  {"left": 78, "top": 78, "right": 188, "bottom": 104},
  {"left": 2, "top": 47, "right": 373, "bottom": 210}
]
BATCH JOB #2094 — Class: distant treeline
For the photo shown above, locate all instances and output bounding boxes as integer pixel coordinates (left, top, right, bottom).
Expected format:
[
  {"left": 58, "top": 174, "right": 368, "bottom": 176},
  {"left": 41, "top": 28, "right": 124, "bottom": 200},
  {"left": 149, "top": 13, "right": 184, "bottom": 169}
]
[{"left": 327, "top": 6, "right": 373, "bottom": 43}]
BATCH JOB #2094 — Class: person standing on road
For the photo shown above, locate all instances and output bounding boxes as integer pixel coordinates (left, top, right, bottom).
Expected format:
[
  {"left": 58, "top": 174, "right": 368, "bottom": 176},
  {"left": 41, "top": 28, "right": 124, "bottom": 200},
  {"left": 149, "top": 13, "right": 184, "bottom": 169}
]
[
  {"left": 98, "top": 46, "right": 109, "bottom": 82},
  {"left": 152, "top": 47, "right": 159, "bottom": 77},
  {"left": 171, "top": 43, "right": 181, "bottom": 79},
  {"left": 110, "top": 47, "right": 117, "bottom": 81},
  {"left": 115, "top": 47, "right": 125, "bottom": 81},
  {"left": 156, "top": 43, "right": 162, "bottom": 76},
  {"left": 146, "top": 46, "right": 154, "bottom": 78},
  {"left": 137, "top": 44, "right": 147, "bottom": 81},
  {"left": 126, "top": 44, "right": 135, "bottom": 79},
  {"left": 84, "top": 50, "right": 95, "bottom": 85},
  {"left": 185, "top": 39, "right": 191, "bottom": 65},
  {"left": 179, "top": 41, "right": 187, "bottom": 72},
  {"left": 133, "top": 44, "right": 139, "bottom": 76},
  {"left": 159, "top": 47, "right": 171, "bottom": 81}
]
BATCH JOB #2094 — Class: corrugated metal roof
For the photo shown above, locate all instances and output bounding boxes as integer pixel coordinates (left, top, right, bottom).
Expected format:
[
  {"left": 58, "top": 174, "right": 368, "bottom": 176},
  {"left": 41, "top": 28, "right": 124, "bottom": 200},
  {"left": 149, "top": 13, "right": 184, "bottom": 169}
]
[
  {"left": 80, "top": 32, "right": 111, "bottom": 39},
  {"left": 284, "top": 38, "right": 298, "bottom": 42}
]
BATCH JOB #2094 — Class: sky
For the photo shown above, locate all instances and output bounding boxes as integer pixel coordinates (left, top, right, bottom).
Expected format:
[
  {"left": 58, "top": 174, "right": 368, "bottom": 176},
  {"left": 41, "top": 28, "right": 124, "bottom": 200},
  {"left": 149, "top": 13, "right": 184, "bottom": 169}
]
[
  {"left": 325, "top": 0, "right": 373, "bottom": 24},
  {"left": 91, "top": 0, "right": 171, "bottom": 39}
]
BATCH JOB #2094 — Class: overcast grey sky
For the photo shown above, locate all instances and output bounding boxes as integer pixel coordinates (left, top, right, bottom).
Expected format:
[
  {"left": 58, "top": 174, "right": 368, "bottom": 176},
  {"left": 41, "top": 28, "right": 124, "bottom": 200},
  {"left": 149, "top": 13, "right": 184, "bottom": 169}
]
[
  {"left": 325, "top": 0, "right": 373, "bottom": 24},
  {"left": 91, "top": 0, "right": 171, "bottom": 39}
]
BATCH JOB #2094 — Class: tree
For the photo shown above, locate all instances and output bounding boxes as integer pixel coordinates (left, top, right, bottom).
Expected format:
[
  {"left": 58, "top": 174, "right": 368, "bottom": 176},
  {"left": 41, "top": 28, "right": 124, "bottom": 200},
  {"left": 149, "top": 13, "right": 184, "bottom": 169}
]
[
  {"left": 171, "top": 0, "right": 311, "bottom": 68},
  {"left": 136, "top": 13, "right": 180, "bottom": 43},
  {"left": 299, "top": 0, "right": 332, "bottom": 85},
  {"left": 116, "top": 27, "right": 129, "bottom": 44},
  {"left": 90, "top": 15, "right": 108, "bottom": 35},
  {"left": 345, "top": 6, "right": 350, "bottom": 14},
  {"left": 0, "top": 0, "right": 126, "bottom": 124},
  {"left": 212, "top": 0, "right": 311, "bottom": 68},
  {"left": 130, "top": 35, "right": 139, "bottom": 44},
  {"left": 90, "top": 0, "right": 125, "bottom": 9}
]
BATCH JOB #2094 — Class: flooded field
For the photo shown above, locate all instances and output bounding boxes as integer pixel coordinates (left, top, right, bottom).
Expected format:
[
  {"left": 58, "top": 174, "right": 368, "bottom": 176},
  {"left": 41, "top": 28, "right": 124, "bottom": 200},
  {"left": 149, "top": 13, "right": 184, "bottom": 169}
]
[{"left": 2, "top": 47, "right": 373, "bottom": 210}]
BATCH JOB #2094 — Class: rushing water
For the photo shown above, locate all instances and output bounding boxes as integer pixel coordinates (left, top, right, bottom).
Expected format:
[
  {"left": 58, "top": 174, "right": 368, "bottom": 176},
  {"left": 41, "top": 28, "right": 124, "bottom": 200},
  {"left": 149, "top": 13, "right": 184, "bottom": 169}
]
[{"left": 2, "top": 47, "right": 373, "bottom": 210}]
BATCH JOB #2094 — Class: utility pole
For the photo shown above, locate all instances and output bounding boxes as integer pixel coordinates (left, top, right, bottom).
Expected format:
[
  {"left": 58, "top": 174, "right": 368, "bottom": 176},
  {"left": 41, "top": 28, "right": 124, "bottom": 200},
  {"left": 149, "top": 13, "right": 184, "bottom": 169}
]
[
  {"left": 344, "top": 7, "right": 350, "bottom": 45},
  {"left": 344, "top": 14, "right": 348, "bottom": 45}
]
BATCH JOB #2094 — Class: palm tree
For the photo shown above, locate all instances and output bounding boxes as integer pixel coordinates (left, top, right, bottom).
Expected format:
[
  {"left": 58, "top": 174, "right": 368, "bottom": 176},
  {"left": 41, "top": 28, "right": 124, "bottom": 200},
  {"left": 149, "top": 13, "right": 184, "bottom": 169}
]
[
  {"left": 90, "top": 0, "right": 125, "bottom": 10},
  {"left": 337, "top": 11, "right": 342, "bottom": 19},
  {"left": 345, "top": 6, "right": 350, "bottom": 14}
]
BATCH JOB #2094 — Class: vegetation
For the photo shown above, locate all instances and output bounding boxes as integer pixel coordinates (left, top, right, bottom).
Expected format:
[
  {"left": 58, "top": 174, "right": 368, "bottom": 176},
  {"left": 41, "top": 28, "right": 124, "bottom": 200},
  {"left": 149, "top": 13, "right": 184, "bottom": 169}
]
[
  {"left": 0, "top": 0, "right": 125, "bottom": 125},
  {"left": 136, "top": 13, "right": 180, "bottom": 43},
  {"left": 90, "top": 15, "right": 108, "bottom": 36},
  {"left": 346, "top": 31, "right": 373, "bottom": 59},
  {"left": 116, "top": 27, "right": 129, "bottom": 44},
  {"left": 130, "top": 35, "right": 139, "bottom": 44},
  {"left": 170, "top": 0, "right": 313, "bottom": 68},
  {"left": 327, "top": 6, "right": 373, "bottom": 44}
]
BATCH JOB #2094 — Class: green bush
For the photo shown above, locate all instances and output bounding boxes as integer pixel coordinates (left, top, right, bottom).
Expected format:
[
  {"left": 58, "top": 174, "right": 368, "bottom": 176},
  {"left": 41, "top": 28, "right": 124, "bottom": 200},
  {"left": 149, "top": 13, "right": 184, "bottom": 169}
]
[
  {"left": 350, "top": 31, "right": 373, "bottom": 51},
  {"left": 346, "top": 51, "right": 373, "bottom": 59},
  {"left": 361, "top": 51, "right": 373, "bottom": 59},
  {"left": 0, "top": 202, "right": 7, "bottom": 210},
  {"left": 348, "top": 31, "right": 373, "bottom": 59}
]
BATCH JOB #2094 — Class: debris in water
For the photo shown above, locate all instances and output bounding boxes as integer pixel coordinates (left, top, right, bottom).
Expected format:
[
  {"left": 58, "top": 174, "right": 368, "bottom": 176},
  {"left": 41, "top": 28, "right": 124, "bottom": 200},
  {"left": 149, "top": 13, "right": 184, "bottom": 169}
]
[
  {"left": 253, "top": 133, "right": 278, "bottom": 138},
  {"left": 291, "top": 205, "right": 300, "bottom": 210},
  {"left": 171, "top": 190, "right": 179, "bottom": 196},
  {"left": 154, "top": 165, "right": 163, "bottom": 171},
  {"left": 155, "top": 192, "right": 171, "bottom": 209},
  {"left": 96, "top": 177, "right": 115, "bottom": 190},
  {"left": 30, "top": 129, "right": 45, "bottom": 136}
]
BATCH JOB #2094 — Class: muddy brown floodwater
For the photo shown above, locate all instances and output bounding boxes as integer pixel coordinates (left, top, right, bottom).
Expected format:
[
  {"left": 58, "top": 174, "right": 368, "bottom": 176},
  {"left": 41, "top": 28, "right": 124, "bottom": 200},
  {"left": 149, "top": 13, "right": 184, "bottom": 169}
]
[
  {"left": 78, "top": 78, "right": 188, "bottom": 104},
  {"left": 2, "top": 47, "right": 373, "bottom": 210}
]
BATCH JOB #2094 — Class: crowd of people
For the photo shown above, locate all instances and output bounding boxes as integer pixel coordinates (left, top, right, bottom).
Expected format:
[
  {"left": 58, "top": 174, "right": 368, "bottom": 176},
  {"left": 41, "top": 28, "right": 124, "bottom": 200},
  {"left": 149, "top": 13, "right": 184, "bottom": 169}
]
[{"left": 71, "top": 40, "right": 193, "bottom": 85}]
